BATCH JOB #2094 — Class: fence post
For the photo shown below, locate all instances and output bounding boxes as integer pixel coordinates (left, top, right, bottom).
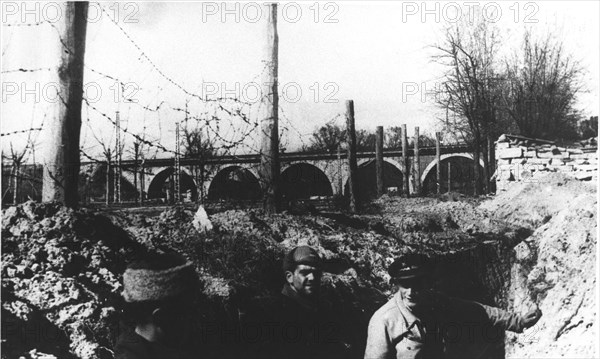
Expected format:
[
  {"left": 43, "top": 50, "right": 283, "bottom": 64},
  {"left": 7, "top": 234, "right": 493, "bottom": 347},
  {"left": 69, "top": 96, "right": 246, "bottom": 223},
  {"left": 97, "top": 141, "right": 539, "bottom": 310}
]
[
  {"left": 346, "top": 100, "right": 359, "bottom": 213},
  {"left": 413, "top": 127, "right": 421, "bottom": 195},
  {"left": 337, "top": 144, "right": 343, "bottom": 195},
  {"left": 140, "top": 163, "right": 145, "bottom": 204},
  {"left": 436, "top": 132, "right": 441, "bottom": 195},
  {"left": 401, "top": 124, "right": 409, "bottom": 197},
  {"left": 447, "top": 161, "right": 452, "bottom": 193},
  {"left": 259, "top": 3, "right": 280, "bottom": 213},
  {"left": 375, "top": 125, "right": 384, "bottom": 197},
  {"left": 105, "top": 149, "right": 111, "bottom": 206}
]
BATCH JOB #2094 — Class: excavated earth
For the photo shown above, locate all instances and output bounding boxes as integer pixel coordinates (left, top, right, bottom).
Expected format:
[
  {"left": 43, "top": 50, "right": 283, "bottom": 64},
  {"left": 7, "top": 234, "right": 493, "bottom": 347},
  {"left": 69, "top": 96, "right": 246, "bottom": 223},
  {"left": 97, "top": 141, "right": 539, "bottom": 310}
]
[{"left": 1, "top": 173, "right": 596, "bottom": 359}]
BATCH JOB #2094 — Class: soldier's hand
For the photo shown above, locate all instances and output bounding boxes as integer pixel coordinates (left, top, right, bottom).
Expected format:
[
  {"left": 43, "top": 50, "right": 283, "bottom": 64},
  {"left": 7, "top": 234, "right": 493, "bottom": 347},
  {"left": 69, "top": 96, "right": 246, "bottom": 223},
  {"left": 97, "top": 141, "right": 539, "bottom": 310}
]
[{"left": 520, "top": 307, "right": 542, "bottom": 329}]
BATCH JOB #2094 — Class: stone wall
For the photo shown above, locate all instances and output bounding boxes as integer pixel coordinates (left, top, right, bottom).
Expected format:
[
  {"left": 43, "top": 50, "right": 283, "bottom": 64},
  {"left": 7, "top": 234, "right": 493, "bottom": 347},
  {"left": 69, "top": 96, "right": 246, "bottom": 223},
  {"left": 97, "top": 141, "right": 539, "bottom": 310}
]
[{"left": 494, "top": 134, "right": 598, "bottom": 190}]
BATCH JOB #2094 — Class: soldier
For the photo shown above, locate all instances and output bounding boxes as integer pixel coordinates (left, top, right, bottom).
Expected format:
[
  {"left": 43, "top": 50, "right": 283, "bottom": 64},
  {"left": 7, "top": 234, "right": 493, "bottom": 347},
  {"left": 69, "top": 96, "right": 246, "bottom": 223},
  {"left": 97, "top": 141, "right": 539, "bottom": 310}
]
[
  {"left": 262, "top": 245, "right": 353, "bottom": 359},
  {"left": 115, "top": 251, "right": 202, "bottom": 359},
  {"left": 365, "top": 253, "right": 542, "bottom": 359}
]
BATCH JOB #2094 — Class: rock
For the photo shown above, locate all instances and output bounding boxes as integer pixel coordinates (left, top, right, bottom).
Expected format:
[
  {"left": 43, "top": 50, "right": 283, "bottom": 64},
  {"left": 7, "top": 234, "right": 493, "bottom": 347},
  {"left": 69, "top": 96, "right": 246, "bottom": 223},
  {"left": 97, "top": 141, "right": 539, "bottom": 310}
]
[
  {"left": 192, "top": 206, "right": 213, "bottom": 234},
  {"left": 575, "top": 173, "right": 593, "bottom": 181},
  {"left": 499, "top": 147, "right": 523, "bottom": 159},
  {"left": 15, "top": 265, "right": 33, "bottom": 278}
]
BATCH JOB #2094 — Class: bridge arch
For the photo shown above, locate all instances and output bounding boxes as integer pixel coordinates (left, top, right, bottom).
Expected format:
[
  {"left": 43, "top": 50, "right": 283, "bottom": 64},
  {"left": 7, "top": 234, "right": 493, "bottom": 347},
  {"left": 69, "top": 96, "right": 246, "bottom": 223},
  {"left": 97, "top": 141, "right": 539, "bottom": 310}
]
[
  {"left": 421, "top": 153, "right": 485, "bottom": 194},
  {"left": 345, "top": 159, "right": 404, "bottom": 199},
  {"left": 281, "top": 163, "right": 333, "bottom": 200},
  {"left": 86, "top": 163, "right": 138, "bottom": 201},
  {"left": 207, "top": 165, "right": 262, "bottom": 200},
  {"left": 147, "top": 167, "right": 198, "bottom": 201}
]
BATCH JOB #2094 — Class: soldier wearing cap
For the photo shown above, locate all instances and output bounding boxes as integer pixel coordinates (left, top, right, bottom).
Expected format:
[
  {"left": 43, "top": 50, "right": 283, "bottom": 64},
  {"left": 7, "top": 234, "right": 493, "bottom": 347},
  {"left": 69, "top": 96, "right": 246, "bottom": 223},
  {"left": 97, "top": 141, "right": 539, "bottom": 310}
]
[
  {"left": 364, "top": 253, "right": 542, "bottom": 359},
  {"left": 115, "top": 251, "right": 202, "bottom": 359},
  {"left": 262, "top": 245, "right": 353, "bottom": 359}
]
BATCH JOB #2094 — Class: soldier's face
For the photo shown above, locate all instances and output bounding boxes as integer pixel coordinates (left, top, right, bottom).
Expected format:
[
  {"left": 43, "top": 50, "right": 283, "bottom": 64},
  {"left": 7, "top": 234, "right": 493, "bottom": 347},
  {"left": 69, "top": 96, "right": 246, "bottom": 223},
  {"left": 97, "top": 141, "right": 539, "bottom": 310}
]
[
  {"left": 286, "top": 264, "right": 322, "bottom": 298},
  {"left": 397, "top": 276, "right": 431, "bottom": 310}
]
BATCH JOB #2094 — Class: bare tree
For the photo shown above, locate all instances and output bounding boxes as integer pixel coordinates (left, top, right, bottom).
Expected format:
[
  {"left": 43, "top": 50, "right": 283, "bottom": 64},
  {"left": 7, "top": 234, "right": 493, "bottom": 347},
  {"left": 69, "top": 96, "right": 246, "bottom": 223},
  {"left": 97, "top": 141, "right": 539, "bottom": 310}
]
[
  {"left": 308, "top": 123, "right": 346, "bottom": 153},
  {"left": 128, "top": 140, "right": 150, "bottom": 204},
  {"left": 433, "top": 18, "right": 501, "bottom": 195},
  {"left": 503, "top": 30, "right": 583, "bottom": 140},
  {"left": 182, "top": 124, "right": 216, "bottom": 202},
  {"left": 385, "top": 126, "right": 403, "bottom": 149},
  {"left": 6, "top": 143, "right": 27, "bottom": 204},
  {"left": 356, "top": 129, "right": 377, "bottom": 152}
]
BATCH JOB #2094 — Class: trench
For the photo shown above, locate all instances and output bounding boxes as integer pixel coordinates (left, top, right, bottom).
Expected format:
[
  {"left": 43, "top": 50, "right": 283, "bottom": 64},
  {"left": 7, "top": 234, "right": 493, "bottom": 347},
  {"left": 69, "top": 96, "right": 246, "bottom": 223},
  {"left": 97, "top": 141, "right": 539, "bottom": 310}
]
[{"left": 0, "top": 200, "right": 540, "bottom": 359}]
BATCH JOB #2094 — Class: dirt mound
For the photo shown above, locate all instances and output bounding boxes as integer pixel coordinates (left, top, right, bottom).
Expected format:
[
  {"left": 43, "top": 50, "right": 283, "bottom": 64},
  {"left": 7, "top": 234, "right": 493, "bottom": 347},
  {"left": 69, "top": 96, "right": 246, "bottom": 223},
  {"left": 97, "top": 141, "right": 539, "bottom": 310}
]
[
  {"left": 1, "top": 202, "right": 144, "bottom": 359},
  {"left": 480, "top": 173, "right": 597, "bottom": 358},
  {"left": 5, "top": 175, "right": 591, "bottom": 359}
]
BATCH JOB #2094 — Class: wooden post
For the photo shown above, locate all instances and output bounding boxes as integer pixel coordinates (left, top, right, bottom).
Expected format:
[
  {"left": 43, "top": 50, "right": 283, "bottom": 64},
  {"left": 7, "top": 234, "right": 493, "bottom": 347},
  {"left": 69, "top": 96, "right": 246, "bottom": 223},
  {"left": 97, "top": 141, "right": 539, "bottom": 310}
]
[
  {"left": 114, "top": 111, "right": 121, "bottom": 204},
  {"left": 133, "top": 142, "right": 139, "bottom": 205},
  {"left": 413, "top": 127, "right": 421, "bottom": 195},
  {"left": 401, "top": 124, "right": 409, "bottom": 197},
  {"left": 199, "top": 164, "right": 205, "bottom": 204},
  {"left": 105, "top": 149, "right": 111, "bottom": 206},
  {"left": 375, "top": 126, "right": 384, "bottom": 197},
  {"left": 139, "top": 162, "right": 145, "bottom": 204},
  {"left": 259, "top": 3, "right": 280, "bottom": 213},
  {"left": 447, "top": 161, "right": 451, "bottom": 193},
  {"left": 488, "top": 135, "right": 496, "bottom": 193},
  {"left": 346, "top": 100, "right": 359, "bottom": 213},
  {"left": 435, "top": 132, "right": 441, "bottom": 195},
  {"left": 12, "top": 163, "right": 19, "bottom": 204},
  {"left": 42, "top": 2, "right": 89, "bottom": 207},
  {"left": 337, "top": 144, "right": 343, "bottom": 195}
]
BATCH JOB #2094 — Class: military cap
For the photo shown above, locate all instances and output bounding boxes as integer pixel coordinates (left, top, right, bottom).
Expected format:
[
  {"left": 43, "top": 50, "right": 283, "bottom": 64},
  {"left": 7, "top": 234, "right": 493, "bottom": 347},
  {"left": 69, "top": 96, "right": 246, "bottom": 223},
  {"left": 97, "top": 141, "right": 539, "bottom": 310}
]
[
  {"left": 388, "top": 253, "right": 433, "bottom": 280},
  {"left": 282, "top": 246, "right": 322, "bottom": 272}
]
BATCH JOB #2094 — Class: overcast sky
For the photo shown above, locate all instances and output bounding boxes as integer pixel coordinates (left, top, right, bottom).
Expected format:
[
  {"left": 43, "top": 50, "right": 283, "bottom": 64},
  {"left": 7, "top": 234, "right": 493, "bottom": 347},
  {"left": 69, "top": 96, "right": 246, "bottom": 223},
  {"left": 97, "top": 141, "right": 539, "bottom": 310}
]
[{"left": 1, "top": 1, "right": 599, "bottom": 161}]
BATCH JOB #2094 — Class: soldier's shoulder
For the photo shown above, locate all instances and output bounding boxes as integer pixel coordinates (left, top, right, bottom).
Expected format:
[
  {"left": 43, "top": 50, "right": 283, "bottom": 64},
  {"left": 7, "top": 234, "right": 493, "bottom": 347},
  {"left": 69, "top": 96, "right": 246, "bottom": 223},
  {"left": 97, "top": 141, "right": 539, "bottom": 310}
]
[{"left": 370, "top": 296, "right": 401, "bottom": 324}]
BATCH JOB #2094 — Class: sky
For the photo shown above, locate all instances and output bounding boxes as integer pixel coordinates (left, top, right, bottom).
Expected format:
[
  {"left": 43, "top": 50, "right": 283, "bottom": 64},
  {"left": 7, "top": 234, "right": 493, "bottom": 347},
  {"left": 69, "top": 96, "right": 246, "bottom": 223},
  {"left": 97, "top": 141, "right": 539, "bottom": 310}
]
[{"left": 1, "top": 1, "right": 599, "bottom": 162}]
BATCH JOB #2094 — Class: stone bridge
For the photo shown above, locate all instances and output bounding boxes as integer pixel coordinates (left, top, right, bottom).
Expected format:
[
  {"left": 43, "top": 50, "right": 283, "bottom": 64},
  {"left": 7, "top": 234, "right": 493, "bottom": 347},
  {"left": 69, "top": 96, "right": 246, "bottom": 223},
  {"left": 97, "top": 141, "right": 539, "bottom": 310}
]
[{"left": 78, "top": 144, "right": 483, "bottom": 202}]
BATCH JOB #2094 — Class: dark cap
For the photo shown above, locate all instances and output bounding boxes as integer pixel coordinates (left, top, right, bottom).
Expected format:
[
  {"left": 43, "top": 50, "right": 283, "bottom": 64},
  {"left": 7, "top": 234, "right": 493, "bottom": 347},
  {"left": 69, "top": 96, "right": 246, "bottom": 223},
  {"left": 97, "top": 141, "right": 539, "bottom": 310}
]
[
  {"left": 388, "top": 253, "right": 433, "bottom": 280},
  {"left": 283, "top": 246, "right": 322, "bottom": 272}
]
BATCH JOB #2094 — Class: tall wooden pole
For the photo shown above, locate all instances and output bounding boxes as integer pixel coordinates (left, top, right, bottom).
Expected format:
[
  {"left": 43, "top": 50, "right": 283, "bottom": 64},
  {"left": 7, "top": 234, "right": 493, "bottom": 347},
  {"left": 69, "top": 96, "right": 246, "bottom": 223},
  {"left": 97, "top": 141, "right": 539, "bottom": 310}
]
[
  {"left": 260, "top": 3, "right": 280, "bottom": 213},
  {"left": 42, "top": 2, "right": 89, "bottom": 207},
  {"left": 114, "top": 111, "right": 121, "bottom": 203},
  {"left": 488, "top": 135, "right": 496, "bottom": 193},
  {"left": 12, "top": 163, "right": 19, "bottom": 204},
  {"left": 413, "top": 127, "right": 421, "bottom": 195},
  {"left": 436, "top": 132, "right": 441, "bottom": 195},
  {"left": 174, "top": 122, "right": 181, "bottom": 203},
  {"left": 447, "top": 161, "right": 452, "bottom": 193},
  {"left": 105, "top": 150, "right": 111, "bottom": 206},
  {"left": 140, "top": 162, "right": 145, "bottom": 204},
  {"left": 401, "top": 124, "right": 409, "bottom": 197},
  {"left": 375, "top": 126, "right": 384, "bottom": 197},
  {"left": 346, "top": 100, "right": 359, "bottom": 213},
  {"left": 133, "top": 142, "right": 139, "bottom": 205},
  {"left": 337, "top": 144, "right": 343, "bottom": 195}
]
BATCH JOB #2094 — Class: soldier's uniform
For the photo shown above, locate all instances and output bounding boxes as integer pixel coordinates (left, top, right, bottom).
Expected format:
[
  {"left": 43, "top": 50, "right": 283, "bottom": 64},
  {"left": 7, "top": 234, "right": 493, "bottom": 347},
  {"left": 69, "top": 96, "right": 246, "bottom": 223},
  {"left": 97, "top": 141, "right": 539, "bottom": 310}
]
[
  {"left": 365, "top": 291, "right": 526, "bottom": 359},
  {"left": 365, "top": 254, "right": 541, "bottom": 359}
]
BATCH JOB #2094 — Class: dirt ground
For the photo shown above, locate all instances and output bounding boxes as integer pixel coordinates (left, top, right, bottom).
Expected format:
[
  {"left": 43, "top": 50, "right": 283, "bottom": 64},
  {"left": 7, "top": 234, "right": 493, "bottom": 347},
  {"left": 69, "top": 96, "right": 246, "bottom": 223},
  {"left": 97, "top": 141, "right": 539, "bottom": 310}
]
[{"left": 1, "top": 173, "right": 597, "bottom": 359}]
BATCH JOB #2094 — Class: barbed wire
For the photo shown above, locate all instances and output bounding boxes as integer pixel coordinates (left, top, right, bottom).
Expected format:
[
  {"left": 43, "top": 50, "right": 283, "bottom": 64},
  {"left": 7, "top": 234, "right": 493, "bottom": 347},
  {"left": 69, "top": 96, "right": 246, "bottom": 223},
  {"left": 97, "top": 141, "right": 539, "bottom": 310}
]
[
  {"left": 1, "top": 67, "right": 54, "bottom": 74},
  {"left": 80, "top": 148, "right": 105, "bottom": 164},
  {"left": 2, "top": 6, "right": 290, "bottom": 164},
  {"left": 1, "top": 128, "right": 43, "bottom": 137},
  {"left": 84, "top": 97, "right": 177, "bottom": 155},
  {"left": 97, "top": 3, "right": 253, "bottom": 106},
  {"left": 2, "top": 21, "right": 47, "bottom": 27}
]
